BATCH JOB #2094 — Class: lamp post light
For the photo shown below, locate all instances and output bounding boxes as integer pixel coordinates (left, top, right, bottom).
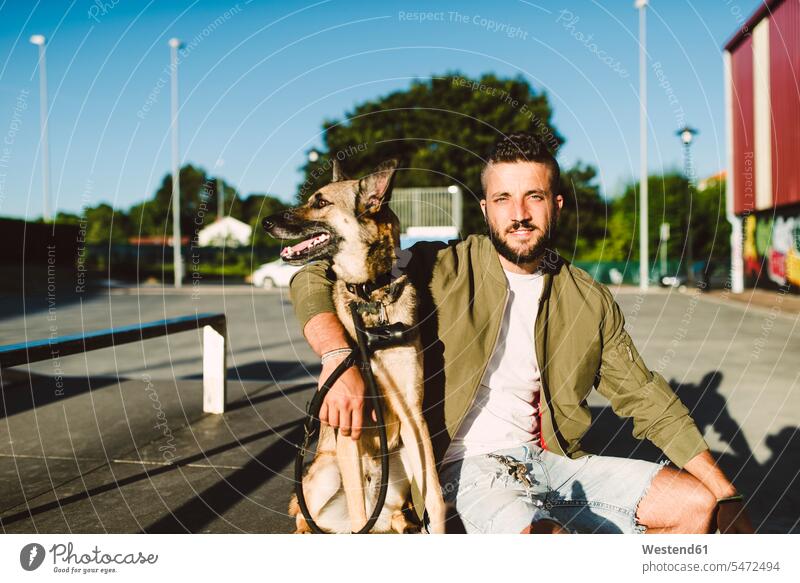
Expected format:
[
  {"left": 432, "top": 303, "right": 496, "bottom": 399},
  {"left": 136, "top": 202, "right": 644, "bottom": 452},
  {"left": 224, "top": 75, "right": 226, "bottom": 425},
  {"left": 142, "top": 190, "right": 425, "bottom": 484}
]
[
  {"left": 29, "top": 34, "right": 51, "bottom": 222},
  {"left": 635, "top": 0, "right": 649, "bottom": 290},
  {"left": 679, "top": 126, "right": 698, "bottom": 148},
  {"left": 677, "top": 125, "right": 698, "bottom": 286},
  {"left": 169, "top": 37, "right": 184, "bottom": 288}
]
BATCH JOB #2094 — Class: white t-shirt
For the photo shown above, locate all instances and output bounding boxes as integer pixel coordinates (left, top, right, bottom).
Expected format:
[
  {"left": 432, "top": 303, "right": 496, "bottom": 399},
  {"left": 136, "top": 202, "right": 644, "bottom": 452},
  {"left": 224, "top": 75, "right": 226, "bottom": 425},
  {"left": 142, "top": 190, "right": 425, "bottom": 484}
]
[{"left": 441, "top": 267, "right": 545, "bottom": 465}]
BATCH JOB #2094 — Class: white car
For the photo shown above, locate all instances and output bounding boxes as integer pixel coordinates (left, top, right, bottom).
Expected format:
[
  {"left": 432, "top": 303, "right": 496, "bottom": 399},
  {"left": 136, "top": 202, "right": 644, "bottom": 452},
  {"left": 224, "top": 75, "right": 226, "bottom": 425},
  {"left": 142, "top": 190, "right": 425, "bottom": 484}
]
[{"left": 251, "top": 259, "right": 302, "bottom": 290}]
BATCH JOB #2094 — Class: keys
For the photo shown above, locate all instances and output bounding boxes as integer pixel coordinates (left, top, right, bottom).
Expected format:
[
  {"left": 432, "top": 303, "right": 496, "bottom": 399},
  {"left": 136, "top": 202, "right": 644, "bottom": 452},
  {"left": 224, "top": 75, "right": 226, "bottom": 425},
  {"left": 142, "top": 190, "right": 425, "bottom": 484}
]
[
  {"left": 487, "top": 453, "right": 532, "bottom": 488},
  {"left": 514, "top": 464, "right": 533, "bottom": 488}
]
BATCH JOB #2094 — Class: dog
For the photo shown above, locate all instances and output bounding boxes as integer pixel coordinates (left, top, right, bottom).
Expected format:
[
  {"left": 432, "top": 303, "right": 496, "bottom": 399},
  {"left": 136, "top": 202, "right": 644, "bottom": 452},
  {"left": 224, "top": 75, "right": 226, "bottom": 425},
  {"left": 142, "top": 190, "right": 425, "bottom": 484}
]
[{"left": 263, "top": 158, "right": 447, "bottom": 534}]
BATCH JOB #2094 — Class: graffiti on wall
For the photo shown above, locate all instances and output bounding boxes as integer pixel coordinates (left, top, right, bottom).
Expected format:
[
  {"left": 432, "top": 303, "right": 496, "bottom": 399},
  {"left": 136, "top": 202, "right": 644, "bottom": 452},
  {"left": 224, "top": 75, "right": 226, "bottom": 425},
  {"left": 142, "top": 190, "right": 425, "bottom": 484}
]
[{"left": 743, "top": 212, "right": 800, "bottom": 287}]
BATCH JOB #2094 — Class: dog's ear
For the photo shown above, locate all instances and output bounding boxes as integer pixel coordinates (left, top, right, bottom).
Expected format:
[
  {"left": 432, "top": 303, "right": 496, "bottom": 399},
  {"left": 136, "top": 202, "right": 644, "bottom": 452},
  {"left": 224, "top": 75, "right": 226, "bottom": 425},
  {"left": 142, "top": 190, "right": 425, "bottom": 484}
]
[
  {"left": 331, "top": 159, "right": 347, "bottom": 182},
  {"left": 357, "top": 159, "right": 398, "bottom": 214}
]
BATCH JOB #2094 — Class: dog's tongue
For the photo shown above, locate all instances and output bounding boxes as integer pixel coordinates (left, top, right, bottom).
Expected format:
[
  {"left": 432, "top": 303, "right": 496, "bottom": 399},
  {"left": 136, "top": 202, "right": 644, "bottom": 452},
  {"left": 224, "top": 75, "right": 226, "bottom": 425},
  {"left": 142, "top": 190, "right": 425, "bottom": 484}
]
[{"left": 280, "top": 233, "right": 330, "bottom": 259}]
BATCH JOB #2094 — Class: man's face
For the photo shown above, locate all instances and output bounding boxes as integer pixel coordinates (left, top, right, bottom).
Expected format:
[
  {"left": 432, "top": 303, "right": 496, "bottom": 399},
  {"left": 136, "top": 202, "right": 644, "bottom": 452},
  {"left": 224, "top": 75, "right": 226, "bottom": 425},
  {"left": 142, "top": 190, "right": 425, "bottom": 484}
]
[{"left": 480, "top": 161, "right": 564, "bottom": 267}]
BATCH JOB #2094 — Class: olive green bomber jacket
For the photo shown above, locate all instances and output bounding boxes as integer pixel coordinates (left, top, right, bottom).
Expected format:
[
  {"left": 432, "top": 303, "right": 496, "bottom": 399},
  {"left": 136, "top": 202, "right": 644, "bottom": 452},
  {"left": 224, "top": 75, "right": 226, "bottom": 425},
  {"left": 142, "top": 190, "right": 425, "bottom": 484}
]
[{"left": 288, "top": 234, "right": 709, "bottom": 475}]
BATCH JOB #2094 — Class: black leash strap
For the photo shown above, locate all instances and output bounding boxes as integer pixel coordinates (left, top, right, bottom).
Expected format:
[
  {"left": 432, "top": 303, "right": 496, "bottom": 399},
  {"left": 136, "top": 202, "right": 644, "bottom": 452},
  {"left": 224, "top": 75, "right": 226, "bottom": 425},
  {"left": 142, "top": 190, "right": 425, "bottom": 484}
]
[{"left": 293, "top": 302, "right": 390, "bottom": 534}]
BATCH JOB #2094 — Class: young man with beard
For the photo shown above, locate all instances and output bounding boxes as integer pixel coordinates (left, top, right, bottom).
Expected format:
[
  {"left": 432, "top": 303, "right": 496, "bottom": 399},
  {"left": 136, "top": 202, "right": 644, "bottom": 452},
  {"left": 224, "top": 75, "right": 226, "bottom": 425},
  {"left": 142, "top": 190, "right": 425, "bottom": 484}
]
[{"left": 288, "top": 132, "right": 753, "bottom": 534}]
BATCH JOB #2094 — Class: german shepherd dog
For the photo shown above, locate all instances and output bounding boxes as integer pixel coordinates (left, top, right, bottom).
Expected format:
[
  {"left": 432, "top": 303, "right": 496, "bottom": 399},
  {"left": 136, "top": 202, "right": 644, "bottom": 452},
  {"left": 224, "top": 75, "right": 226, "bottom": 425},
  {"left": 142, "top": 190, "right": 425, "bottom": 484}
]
[{"left": 263, "top": 159, "right": 446, "bottom": 534}]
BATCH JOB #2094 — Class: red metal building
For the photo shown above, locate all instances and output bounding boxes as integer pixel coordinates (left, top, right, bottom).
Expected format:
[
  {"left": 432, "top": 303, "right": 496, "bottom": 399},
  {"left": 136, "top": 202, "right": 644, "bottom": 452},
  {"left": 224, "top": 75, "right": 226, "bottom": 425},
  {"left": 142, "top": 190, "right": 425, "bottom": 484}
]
[{"left": 725, "top": 0, "right": 800, "bottom": 292}]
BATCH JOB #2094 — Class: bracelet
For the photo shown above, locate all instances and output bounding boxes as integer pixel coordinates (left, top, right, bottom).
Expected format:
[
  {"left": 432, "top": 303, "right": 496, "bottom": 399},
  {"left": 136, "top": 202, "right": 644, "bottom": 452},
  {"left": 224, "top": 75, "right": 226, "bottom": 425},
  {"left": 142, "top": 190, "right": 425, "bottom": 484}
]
[
  {"left": 716, "top": 494, "right": 745, "bottom": 505},
  {"left": 320, "top": 348, "right": 352, "bottom": 365}
]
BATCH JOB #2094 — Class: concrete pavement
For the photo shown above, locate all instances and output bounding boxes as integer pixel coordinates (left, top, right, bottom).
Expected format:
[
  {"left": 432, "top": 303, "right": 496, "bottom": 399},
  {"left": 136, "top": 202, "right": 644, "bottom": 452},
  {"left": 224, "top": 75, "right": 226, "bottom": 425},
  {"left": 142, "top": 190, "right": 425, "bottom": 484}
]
[{"left": 1, "top": 283, "right": 797, "bottom": 533}]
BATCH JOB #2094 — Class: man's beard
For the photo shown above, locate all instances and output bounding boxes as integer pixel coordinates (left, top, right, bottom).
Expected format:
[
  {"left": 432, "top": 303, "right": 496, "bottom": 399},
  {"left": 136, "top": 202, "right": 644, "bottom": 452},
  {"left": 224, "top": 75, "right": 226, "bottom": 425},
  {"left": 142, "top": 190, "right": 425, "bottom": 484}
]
[{"left": 487, "top": 217, "right": 555, "bottom": 266}]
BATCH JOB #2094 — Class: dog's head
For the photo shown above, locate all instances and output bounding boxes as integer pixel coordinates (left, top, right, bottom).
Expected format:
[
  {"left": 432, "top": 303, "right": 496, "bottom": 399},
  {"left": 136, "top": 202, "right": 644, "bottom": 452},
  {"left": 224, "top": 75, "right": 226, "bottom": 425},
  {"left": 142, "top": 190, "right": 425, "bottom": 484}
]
[{"left": 263, "top": 159, "right": 400, "bottom": 280}]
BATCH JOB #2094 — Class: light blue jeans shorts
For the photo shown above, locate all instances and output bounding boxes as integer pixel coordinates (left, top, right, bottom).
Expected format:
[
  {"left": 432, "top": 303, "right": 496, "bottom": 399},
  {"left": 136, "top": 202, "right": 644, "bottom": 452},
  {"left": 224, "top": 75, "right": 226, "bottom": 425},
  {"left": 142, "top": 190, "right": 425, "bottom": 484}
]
[{"left": 437, "top": 443, "right": 668, "bottom": 534}]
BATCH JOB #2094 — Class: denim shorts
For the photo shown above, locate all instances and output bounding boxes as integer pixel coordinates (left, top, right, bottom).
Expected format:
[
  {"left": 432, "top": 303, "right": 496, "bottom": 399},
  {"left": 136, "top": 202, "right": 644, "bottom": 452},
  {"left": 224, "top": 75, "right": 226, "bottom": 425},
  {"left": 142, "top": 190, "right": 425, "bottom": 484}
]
[{"left": 437, "top": 443, "right": 668, "bottom": 534}]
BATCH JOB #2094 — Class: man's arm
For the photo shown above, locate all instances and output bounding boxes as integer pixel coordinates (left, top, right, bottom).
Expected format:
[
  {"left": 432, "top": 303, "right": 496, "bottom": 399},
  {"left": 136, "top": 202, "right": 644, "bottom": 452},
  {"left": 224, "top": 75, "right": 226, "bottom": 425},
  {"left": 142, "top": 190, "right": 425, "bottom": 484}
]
[
  {"left": 595, "top": 288, "right": 752, "bottom": 532},
  {"left": 682, "top": 450, "right": 736, "bottom": 499},
  {"left": 289, "top": 261, "right": 369, "bottom": 439},
  {"left": 683, "top": 450, "right": 753, "bottom": 533},
  {"left": 288, "top": 259, "right": 337, "bottom": 332},
  {"left": 594, "top": 290, "right": 709, "bottom": 468},
  {"left": 302, "top": 312, "right": 370, "bottom": 439},
  {"left": 287, "top": 240, "right": 447, "bottom": 439}
]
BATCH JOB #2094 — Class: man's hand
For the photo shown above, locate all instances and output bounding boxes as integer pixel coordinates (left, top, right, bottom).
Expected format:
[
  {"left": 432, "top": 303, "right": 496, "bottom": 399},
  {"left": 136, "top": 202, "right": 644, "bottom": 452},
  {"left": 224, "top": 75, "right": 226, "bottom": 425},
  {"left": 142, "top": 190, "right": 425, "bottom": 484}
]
[
  {"left": 684, "top": 451, "right": 755, "bottom": 533},
  {"left": 301, "top": 313, "right": 366, "bottom": 440},
  {"left": 716, "top": 500, "right": 754, "bottom": 534},
  {"left": 318, "top": 354, "right": 374, "bottom": 439},
  {"left": 303, "top": 312, "right": 379, "bottom": 440}
]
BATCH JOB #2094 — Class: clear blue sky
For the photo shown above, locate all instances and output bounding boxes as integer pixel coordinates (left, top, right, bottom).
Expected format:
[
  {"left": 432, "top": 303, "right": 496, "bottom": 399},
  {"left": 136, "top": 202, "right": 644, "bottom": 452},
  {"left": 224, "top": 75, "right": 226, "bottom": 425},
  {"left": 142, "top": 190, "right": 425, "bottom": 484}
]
[{"left": 0, "top": 0, "right": 761, "bottom": 220}]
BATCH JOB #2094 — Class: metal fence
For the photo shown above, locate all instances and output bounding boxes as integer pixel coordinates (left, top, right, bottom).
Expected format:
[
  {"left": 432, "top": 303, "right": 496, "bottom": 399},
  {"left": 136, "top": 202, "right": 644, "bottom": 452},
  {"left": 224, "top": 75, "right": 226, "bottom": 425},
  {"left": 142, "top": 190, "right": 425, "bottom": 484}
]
[{"left": 390, "top": 186, "right": 462, "bottom": 233}]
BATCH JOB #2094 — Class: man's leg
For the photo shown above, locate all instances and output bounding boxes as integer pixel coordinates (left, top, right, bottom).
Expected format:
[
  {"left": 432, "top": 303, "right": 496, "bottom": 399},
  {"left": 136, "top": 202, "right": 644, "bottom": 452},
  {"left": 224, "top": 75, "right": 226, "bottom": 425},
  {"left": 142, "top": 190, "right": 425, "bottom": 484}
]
[
  {"left": 635, "top": 465, "right": 717, "bottom": 534},
  {"left": 520, "top": 519, "right": 568, "bottom": 534},
  {"left": 540, "top": 450, "right": 669, "bottom": 533},
  {"left": 439, "top": 449, "right": 565, "bottom": 534}
]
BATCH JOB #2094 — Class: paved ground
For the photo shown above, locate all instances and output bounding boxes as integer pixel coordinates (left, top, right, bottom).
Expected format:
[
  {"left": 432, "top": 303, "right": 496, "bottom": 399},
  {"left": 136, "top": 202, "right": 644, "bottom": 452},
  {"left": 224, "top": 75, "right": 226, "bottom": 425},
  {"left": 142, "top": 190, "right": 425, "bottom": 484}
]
[{"left": 0, "top": 282, "right": 797, "bottom": 533}]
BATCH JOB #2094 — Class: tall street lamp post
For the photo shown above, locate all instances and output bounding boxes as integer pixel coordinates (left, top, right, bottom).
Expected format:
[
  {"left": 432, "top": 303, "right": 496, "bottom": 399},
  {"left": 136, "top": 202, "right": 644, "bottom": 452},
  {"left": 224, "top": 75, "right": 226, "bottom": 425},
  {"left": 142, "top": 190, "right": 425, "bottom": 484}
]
[
  {"left": 636, "top": 0, "right": 649, "bottom": 290},
  {"left": 30, "top": 34, "right": 51, "bottom": 222},
  {"left": 677, "top": 125, "right": 698, "bottom": 287},
  {"left": 169, "top": 38, "right": 184, "bottom": 288}
]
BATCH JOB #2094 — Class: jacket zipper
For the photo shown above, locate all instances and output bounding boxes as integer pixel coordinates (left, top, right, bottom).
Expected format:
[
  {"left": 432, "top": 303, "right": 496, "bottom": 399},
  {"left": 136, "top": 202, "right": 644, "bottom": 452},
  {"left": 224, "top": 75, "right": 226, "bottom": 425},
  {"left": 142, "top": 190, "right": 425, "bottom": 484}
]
[
  {"left": 535, "top": 290, "right": 548, "bottom": 451},
  {"left": 534, "top": 281, "right": 566, "bottom": 456}
]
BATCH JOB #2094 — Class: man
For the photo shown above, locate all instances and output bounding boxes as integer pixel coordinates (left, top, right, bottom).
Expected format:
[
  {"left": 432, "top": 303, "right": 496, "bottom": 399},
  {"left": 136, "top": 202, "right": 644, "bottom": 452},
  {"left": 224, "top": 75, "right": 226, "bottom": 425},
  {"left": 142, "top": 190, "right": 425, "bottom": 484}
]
[{"left": 288, "top": 132, "right": 753, "bottom": 534}]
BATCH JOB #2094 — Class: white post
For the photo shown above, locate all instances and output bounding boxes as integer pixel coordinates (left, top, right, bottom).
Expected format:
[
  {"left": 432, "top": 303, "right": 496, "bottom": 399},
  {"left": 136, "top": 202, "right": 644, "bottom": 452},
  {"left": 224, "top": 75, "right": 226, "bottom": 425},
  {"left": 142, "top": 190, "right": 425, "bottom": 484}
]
[
  {"left": 169, "top": 38, "right": 183, "bottom": 288},
  {"left": 723, "top": 50, "right": 744, "bottom": 293},
  {"left": 636, "top": 0, "right": 649, "bottom": 290},
  {"left": 203, "top": 321, "right": 227, "bottom": 414}
]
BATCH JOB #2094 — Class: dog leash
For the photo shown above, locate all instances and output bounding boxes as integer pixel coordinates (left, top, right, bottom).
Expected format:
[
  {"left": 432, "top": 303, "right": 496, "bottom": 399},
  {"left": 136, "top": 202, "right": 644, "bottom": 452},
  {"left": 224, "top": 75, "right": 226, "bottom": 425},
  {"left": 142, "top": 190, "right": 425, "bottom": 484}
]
[{"left": 294, "top": 301, "right": 394, "bottom": 534}]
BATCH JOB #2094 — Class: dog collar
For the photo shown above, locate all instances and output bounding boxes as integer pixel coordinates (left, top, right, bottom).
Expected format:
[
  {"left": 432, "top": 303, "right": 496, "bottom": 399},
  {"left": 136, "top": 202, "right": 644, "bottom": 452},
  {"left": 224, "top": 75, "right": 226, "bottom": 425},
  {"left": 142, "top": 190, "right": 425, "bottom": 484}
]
[{"left": 344, "top": 270, "right": 395, "bottom": 301}]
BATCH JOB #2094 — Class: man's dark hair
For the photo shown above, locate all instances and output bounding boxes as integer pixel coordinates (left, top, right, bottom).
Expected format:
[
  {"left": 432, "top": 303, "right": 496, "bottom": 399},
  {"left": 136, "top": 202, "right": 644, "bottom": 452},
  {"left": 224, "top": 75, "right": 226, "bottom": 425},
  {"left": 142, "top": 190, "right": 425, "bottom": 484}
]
[{"left": 481, "top": 131, "right": 561, "bottom": 197}]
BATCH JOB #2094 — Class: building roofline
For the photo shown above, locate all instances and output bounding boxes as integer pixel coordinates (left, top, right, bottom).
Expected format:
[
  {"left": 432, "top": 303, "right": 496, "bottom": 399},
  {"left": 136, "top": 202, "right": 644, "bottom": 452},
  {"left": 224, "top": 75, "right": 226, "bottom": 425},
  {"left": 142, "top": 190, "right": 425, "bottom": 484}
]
[{"left": 723, "top": 0, "right": 784, "bottom": 52}]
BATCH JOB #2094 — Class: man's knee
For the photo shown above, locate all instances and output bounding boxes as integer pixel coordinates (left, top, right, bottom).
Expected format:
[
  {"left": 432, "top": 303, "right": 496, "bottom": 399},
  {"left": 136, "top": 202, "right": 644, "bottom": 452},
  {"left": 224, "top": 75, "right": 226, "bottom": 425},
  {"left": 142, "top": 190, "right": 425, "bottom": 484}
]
[
  {"left": 691, "top": 485, "right": 717, "bottom": 530},
  {"left": 638, "top": 467, "right": 717, "bottom": 533},
  {"left": 677, "top": 480, "right": 717, "bottom": 533}
]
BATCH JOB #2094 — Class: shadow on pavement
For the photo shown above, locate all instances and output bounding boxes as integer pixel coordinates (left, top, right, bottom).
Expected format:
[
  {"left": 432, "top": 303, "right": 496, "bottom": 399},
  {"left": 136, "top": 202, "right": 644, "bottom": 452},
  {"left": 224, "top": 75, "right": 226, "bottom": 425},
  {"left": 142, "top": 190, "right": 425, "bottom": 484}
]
[
  {"left": 0, "top": 360, "right": 319, "bottom": 419},
  {"left": 0, "top": 372, "right": 121, "bottom": 419},
  {"left": 185, "top": 360, "right": 320, "bottom": 382},
  {"left": 0, "top": 418, "right": 304, "bottom": 530},
  {"left": 4, "top": 365, "right": 796, "bottom": 533},
  {"left": 583, "top": 370, "right": 799, "bottom": 533}
]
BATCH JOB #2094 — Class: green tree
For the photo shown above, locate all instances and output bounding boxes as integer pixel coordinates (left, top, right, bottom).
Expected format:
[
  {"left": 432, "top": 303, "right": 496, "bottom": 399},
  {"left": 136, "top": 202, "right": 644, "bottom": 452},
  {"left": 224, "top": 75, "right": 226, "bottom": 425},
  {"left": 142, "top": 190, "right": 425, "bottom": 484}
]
[
  {"left": 240, "top": 193, "right": 289, "bottom": 246},
  {"left": 693, "top": 177, "right": 731, "bottom": 264},
  {"left": 84, "top": 203, "right": 129, "bottom": 244},
  {"left": 130, "top": 164, "right": 244, "bottom": 238},
  {"left": 128, "top": 198, "right": 166, "bottom": 237},
  {"left": 213, "top": 178, "right": 246, "bottom": 222},
  {"left": 602, "top": 172, "right": 688, "bottom": 264},
  {"left": 602, "top": 172, "right": 730, "bottom": 268},
  {"left": 555, "top": 162, "right": 609, "bottom": 261},
  {"left": 54, "top": 206, "right": 129, "bottom": 243},
  {"left": 53, "top": 211, "right": 81, "bottom": 225},
  {"left": 296, "top": 72, "right": 606, "bottom": 241}
]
